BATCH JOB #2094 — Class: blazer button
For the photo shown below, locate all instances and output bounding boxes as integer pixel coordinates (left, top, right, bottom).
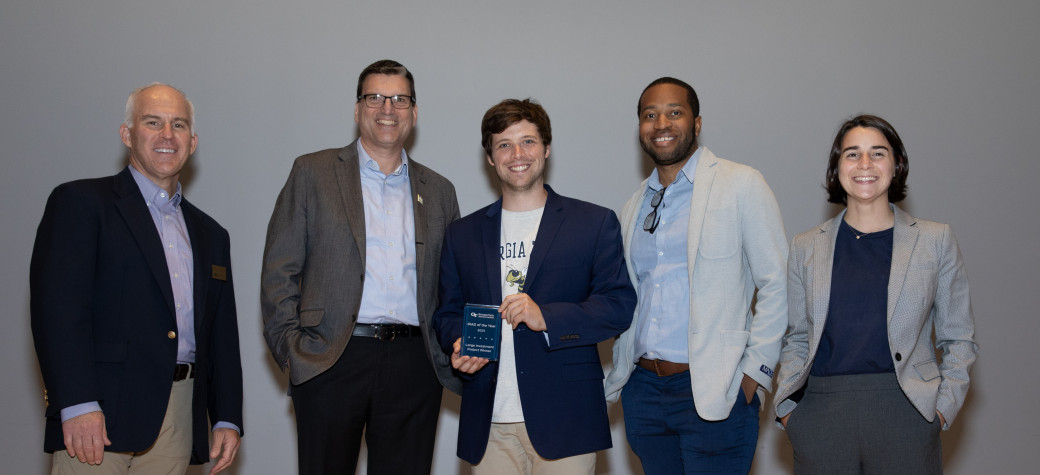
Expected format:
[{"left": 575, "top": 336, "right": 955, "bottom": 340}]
[
  {"left": 895, "top": 352, "right": 902, "bottom": 361},
  {"left": 168, "top": 331, "right": 176, "bottom": 339}
]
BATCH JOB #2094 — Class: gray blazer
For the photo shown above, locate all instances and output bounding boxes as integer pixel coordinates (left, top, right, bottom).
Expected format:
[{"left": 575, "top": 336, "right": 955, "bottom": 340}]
[
  {"left": 605, "top": 148, "right": 789, "bottom": 420},
  {"left": 261, "top": 140, "right": 462, "bottom": 394},
  {"left": 774, "top": 206, "right": 977, "bottom": 429}
]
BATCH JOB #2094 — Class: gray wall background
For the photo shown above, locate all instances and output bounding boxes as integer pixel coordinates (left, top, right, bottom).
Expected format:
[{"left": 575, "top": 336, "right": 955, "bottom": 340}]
[{"left": 3, "top": 1, "right": 1036, "bottom": 473}]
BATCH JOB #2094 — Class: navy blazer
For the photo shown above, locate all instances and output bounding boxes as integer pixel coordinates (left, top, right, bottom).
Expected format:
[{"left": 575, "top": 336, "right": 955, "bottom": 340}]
[
  {"left": 30, "top": 168, "right": 243, "bottom": 464},
  {"left": 434, "top": 185, "right": 636, "bottom": 463}
]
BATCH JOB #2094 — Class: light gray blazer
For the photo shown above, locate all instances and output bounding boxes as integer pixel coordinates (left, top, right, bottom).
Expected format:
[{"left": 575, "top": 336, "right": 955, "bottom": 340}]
[
  {"left": 605, "top": 148, "right": 789, "bottom": 420},
  {"left": 774, "top": 206, "right": 977, "bottom": 429},
  {"left": 261, "top": 140, "right": 462, "bottom": 394}
]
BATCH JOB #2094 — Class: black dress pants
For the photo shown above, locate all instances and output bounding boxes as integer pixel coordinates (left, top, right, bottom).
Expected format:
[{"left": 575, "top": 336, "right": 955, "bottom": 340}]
[{"left": 291, "top": 334, "right": 443, "bottom": 475}]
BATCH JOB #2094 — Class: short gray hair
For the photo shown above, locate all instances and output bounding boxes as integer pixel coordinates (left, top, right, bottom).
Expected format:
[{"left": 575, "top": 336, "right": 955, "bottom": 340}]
[{"left": 123, "top": 82, "right": 196, "bottom": 135}]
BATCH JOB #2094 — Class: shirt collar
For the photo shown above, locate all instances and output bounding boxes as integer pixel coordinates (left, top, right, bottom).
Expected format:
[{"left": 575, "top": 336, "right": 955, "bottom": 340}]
[
  {"left": 356, "top": 141, "right": 409, "bottom": 177},
  {"left": 128, "top": 166, "right": 182, "bottom": 207},
  {"left": 646, "top": 146, "right": 702, "bottom": 193}
]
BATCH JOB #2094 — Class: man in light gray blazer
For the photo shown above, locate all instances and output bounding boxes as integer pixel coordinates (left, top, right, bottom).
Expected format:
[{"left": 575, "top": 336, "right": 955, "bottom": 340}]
[
  {"left": 261, "top": 60, "right": 461, "bottom": 475},
  {"left": 604, "top": 77, "right": 788, "bottom": 474}
]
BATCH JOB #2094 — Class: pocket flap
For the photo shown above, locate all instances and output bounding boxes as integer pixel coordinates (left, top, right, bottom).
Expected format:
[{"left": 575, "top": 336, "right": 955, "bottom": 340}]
[{"left": 914, "top": 359, "right": 941, "bottom": 381}]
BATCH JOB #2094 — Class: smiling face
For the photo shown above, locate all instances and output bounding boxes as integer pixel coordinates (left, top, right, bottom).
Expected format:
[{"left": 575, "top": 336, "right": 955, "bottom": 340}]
[
  {"left": 488, "top": 120, "right": 550, "bottom": 195},
  {"left": 638, "top": 83, "right": 701, "bottom": 167},
  {"left": 119, "top": 85, "right": 197, "bottom": 194},
  {"left": 354, "top": 73, "right": 417, "bottom": 156},
  {"left": 838, "top": 126, "right": 896, "bottom": 207}
]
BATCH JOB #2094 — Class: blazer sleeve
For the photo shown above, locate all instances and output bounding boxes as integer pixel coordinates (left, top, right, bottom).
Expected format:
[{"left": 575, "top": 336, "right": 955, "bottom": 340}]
[
  {"left": 539, "top": 209, "right": 636, "bottom": 350},
  {"left": 932, "top": 224, "right": 978, "bottom": 428},
  {"left": 775, "top": 235, "right": 812, "bottom": 421},
  {"left": 737, "top": 170, "right": 789, "bottom": 391},
  {"left": 260, "top": 159, "right": 311, "bottom": 369},
  {"left": 433, "top": 222, "right": 465, "bottom": 355},
  {"left": 206, "top": 226, "right": 244, "bottom": 432},
  {"left": 30, "top": 183, "right": 104, "bottom": 414}
]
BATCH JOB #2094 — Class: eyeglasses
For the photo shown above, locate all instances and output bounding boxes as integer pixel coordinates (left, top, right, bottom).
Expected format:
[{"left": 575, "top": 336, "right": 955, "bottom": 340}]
[
  {"left": 358, "top": 93, "right": 415, "bottom": 109},
  {"left": 643, "top": 187, "right": 666, "bottom": 234}
]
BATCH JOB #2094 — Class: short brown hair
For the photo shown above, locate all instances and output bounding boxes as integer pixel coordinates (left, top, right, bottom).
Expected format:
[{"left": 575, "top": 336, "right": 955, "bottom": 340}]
[
  {"left": 356, "top": 59, "right": 415, "bottom": 102},
  {"left": 481, "top": 98, "right": 552, "bottom": 156}
]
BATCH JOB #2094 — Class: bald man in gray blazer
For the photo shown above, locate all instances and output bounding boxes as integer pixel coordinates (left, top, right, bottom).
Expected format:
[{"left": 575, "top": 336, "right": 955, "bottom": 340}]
[{"left": 261, "top": 60, "right": 461, "bottom": 475}]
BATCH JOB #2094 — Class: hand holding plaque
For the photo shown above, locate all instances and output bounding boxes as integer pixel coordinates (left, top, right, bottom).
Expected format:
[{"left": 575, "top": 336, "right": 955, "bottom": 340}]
[{"left": 460, "top": 304, "right": 501, "bottom": 361}]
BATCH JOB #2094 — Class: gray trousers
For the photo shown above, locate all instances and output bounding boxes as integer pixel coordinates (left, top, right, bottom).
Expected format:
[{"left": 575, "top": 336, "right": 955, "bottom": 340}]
[{"left": 784, "top": 373, "right": 942, "bottom": 475}]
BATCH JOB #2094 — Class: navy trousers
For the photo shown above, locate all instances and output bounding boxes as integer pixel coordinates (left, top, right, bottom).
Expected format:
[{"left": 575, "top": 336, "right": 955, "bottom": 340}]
[{"left": 622, "top": 367, "right": 760, "bottom": 474}]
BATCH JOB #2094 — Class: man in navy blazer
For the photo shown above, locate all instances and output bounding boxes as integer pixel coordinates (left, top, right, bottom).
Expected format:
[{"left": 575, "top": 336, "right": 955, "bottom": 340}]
[
  {"left": 30, "top": 83, "right": 243, "bottom": 474},
  {"left": 434, "top": 99, "right": 636, "bottom": 473}
]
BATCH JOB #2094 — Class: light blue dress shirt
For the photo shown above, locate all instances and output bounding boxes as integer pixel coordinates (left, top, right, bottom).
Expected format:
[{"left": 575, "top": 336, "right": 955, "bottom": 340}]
[
  {"left": 631, "top": 148, "right": 702, "bottom": 363},
  {"left": 130, "top": 167, "right": 196, "bottom": 364},
  {"left": 356, "top": 142, "right": 420, "bottom": 326}
]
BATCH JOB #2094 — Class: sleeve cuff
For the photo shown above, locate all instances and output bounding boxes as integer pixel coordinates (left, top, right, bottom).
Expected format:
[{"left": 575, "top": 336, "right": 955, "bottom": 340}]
[
  {"left": 60, "top": 402, "right": 102, "bottom": 422},
  {"left": 213, "top": 421, "right": 241, "bottom": 436}
]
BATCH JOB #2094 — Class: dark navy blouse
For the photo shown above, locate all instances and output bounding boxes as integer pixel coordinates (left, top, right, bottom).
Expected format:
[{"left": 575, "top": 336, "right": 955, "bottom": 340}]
[{"left": 811, "top": 219, "right": 895, "bottom": 376}]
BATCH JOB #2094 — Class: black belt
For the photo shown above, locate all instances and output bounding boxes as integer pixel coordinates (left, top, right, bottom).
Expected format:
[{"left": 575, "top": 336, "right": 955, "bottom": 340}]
[
  {"left": 173, "top": 363, "right": 195, "bottom": 381},
  {"left": 352, "top": 323, "right": 421, "bottom": 341}
]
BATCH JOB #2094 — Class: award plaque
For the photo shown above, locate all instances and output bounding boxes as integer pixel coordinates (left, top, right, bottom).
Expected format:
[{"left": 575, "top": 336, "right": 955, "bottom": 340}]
[{"left": 460, "top": 303, "right": 501, "bottom": 361}]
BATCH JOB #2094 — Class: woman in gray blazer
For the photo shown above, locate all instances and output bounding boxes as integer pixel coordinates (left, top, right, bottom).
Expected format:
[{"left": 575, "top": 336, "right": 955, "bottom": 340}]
[{"left": 774, "top": 115, "right": 978, "bottom": 474}]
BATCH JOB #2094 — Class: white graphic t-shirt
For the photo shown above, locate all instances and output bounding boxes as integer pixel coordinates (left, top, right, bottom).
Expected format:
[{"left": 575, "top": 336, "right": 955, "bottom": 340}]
[{"left": 492, "top": 207, "right": 543, "bottom": 423}]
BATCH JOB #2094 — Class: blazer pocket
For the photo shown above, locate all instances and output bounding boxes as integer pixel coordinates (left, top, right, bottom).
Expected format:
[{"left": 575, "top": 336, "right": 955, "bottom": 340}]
[
  {"left": 698, "top": 207, "right": 739, "bottom": 259},
  {"left": 299, "top": 308, "right": 325, "bottom": 328},
  {"left": 913, "top": 359, "right": 941, "bottom": 381},
  {"left": 563, "top": 361, "right": 605, "bottom": 382},
  {"left": 427, "top": 216, "right": 446, "bottom": 234}
]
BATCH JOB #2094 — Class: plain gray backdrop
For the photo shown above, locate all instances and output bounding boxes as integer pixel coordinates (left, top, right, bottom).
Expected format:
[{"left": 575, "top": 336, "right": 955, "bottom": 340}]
[{"left": 3, "top": 1, "right": 1036, "bottom": 473}]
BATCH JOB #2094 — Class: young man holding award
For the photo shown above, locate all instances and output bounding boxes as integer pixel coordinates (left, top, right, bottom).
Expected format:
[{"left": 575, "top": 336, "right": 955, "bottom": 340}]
[{"left": 433, "top": 99, "right": 636, "bottom": 474}]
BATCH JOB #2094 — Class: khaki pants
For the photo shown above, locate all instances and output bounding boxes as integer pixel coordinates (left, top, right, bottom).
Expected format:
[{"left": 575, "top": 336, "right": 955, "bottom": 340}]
[
  {"left": 52, "top": 378, "right": 193, "bottom": 475},
  {"left": 473, "top": 422, "right": 596, "bottom": 475}
]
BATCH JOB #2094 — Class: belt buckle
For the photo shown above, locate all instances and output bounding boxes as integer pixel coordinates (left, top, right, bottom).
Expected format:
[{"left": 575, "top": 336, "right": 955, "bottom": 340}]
[
  {"left": 375, "top": 325, "right": 396, "bottom": 341},
  {"left": 173, "top": 363, "right": 194, "bottom": 381},
  {"left": 652, "top": 359, "right": 665, "bottom": 377}
]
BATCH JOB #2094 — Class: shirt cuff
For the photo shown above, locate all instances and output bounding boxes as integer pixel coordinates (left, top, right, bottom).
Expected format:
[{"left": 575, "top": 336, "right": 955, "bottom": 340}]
[
  {"left": 213, "top": 421, "right": 241, "bottom": 435},
  {"left": 61, "top": 402, "right": 102, "bottom": 422}
]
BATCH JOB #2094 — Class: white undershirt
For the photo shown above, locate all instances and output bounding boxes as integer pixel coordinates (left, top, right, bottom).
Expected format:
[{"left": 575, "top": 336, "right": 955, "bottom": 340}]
[{"left": 492, "top": 207, "right": 543, "bottom": 423}]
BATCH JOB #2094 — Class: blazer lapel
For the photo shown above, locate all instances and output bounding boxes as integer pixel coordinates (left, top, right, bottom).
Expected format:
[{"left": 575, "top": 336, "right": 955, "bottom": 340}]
[
  {"left": 686, "top": 150, "right": 718, "bottom": 294},
  {"left": 621, "top": 178, "right": 650, "bottom": 264},
  {"left": 522, "top": 185, "right": 563, "bottom": 295},
  {"left": 810, "top": 215, "right": 840, "bottom": 331},
  {"left": 887, "top": 206, "right": 919, "bottom": 322},
  {"left": 335, "top": 142, "right": 366, "bottom": 267},
  {"left": 112, "top": 169, "right": 176, "bottom": 317},
  {"left": 482, "top": 201, "right": 504, "bottom": 304},
  {"left": 181, "top": 201, "right": 209, "bottom": 332},
  {"left": 409, "top": 159, "right": 427, "bottom": 292}
]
